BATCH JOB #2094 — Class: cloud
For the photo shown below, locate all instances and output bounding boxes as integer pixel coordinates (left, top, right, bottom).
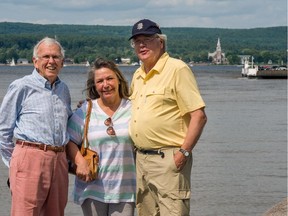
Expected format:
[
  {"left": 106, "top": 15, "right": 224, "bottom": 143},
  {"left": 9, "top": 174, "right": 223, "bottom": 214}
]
[{"left": 0, "top": 0, "right": 286, "bottom": 28}]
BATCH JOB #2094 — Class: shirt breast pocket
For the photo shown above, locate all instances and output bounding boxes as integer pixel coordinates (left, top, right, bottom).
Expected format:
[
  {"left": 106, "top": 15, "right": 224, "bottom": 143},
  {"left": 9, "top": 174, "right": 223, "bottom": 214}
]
[{"left": 145, "top": 88, "right": 165, "bottom": 109}]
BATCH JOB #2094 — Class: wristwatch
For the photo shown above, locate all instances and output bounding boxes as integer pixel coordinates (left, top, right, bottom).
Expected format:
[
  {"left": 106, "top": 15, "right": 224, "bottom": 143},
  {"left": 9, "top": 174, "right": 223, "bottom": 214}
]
[{"left": 179, "top": 148, "right": 190, "bottom": 157}]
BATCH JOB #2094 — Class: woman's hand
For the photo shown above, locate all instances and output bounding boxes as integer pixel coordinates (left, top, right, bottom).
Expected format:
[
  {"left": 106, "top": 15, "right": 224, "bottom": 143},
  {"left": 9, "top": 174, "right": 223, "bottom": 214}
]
[
  {"left": 77, "top": 99, "right": 85, "bottom": 108},
  {"left": 66, "top": 141, "right": 92, "bottom": 182},
  {"left": 76, "top": 157, "right": 92, "bottom": 182}
]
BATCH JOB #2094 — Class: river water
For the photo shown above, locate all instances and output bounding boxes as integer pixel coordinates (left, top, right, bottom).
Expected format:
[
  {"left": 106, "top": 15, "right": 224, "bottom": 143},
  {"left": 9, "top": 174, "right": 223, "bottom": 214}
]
[{"left": 0, "top": 65, "right": 286, "bottom": 216}]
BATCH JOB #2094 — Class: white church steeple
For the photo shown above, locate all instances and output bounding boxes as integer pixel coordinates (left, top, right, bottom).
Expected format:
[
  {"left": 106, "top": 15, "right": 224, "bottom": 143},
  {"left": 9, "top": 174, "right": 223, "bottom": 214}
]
[
  {"left": 208, "top": 38, "right": 227, "bottom": 64},
  {"left": 216, "top": 38, "right": 221, "bottom": 52}
]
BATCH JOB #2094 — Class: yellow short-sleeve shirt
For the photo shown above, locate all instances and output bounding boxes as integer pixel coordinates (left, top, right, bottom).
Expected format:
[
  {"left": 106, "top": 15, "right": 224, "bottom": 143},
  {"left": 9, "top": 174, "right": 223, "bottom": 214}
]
[{"left": 129, "top": 53, "right": 205, "bottom": 149}]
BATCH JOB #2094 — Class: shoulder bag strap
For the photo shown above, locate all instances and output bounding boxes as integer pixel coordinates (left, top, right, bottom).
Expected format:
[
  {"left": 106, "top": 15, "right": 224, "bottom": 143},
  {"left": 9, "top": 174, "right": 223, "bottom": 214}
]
[{"left": 82, "top": 99, "right": 92, "bottom": 150}]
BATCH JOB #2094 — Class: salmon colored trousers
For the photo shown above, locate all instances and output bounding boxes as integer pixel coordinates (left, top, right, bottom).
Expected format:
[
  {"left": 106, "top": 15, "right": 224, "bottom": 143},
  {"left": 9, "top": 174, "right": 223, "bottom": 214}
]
[{"left": 9, "top": 144, "right": 69, "bottom": 216}]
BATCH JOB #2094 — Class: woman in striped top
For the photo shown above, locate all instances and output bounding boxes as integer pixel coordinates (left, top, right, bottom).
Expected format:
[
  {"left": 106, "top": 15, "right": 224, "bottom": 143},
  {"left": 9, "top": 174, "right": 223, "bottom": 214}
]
[{"left": 66, "top": 58, "right": 136, "bottom": 216}]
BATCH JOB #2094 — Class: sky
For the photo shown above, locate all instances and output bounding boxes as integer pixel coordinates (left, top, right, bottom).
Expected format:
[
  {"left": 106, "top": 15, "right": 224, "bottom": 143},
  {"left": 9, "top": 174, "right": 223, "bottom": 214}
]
[{"left": 0, "top": 0, "right": 287, "bottom": 29}]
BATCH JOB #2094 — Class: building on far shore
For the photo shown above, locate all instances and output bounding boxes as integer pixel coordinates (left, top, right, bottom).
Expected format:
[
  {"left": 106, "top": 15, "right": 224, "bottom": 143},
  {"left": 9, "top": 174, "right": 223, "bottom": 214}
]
[
  {"left": 17, "top": 58, "right": 29, "bottom": 64},
  {"left": 238, "top": 55, "right": 251, "bottom": 65},
  {"left": 208, "top": 38, "right": 228, "bottom": 64},
  {"left": 121, "top": 58, "right": 131, "bottom": 64}
]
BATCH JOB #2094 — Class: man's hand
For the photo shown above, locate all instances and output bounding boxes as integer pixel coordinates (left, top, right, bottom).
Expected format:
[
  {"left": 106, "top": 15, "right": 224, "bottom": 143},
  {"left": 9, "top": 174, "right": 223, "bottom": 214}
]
[{"left": 174, "top": 151, "right": 188, "bottom": 171}]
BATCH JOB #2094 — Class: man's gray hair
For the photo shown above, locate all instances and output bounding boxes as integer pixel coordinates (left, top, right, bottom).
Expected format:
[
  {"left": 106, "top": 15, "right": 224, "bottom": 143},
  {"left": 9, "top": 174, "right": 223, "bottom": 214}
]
[
  {"left": 157, "top": 34, "right": 167, "bottom": 51},
  {"left": 33, "top": 37, "right": 65, "bottom": 58}
]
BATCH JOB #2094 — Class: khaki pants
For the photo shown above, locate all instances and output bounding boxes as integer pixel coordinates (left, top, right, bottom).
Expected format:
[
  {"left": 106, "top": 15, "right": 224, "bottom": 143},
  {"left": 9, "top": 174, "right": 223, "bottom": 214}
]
[
  {"left": 9, "top": 144, "right": 68, "bottom": 216},
  {"left": 136, "top": 148, "right": 192, "bottom": 216}
]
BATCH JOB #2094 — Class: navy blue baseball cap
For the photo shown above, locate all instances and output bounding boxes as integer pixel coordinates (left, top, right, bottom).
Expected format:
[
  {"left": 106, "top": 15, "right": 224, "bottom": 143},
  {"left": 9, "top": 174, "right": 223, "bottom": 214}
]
[{"left": 129, "top": 19, "right": 162, "bottom": 40}]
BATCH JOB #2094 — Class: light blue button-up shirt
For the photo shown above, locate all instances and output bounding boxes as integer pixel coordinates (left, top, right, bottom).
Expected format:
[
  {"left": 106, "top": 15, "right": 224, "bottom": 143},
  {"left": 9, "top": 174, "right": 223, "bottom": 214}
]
[{"left": 0, "top": 69, "right": 72, "bottom": 167}]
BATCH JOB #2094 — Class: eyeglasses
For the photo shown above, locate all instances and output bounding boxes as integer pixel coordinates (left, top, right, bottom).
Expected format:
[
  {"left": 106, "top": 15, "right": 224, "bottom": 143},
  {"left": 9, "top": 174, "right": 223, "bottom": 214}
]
[
  {"left": 38, "top": 55, "right": 63, "bottom": 62},
  {"left": 104, "top": 117, "right": 116, "bottom": 136},
  {"left": 131, "top": 36, "right": 158, "bottom": 48}
]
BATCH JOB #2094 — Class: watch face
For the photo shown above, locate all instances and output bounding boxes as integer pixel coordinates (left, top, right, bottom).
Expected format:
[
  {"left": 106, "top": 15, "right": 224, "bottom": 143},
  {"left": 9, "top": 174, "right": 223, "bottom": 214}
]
[{"left": 180, "top": 149, "right": 189, "bottom": 157}]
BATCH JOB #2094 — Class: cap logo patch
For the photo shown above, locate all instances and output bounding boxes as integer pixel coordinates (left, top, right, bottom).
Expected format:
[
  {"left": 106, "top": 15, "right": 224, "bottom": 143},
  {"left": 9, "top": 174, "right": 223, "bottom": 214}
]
[{"left": 137, "top": 23, "right": 143, "bottom": 30}]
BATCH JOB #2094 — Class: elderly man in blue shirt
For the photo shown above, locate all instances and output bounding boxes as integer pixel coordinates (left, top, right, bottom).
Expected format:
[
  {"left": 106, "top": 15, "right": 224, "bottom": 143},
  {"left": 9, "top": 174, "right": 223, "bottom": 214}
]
[{"left": 0, "top": 37, "right": 72, "bottom": 216}]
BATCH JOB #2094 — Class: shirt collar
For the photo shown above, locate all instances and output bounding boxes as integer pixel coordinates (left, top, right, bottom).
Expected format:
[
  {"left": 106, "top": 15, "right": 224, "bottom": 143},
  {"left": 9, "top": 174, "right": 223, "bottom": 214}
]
[
  {"left": 32, "top": 68, "right": 61, "bottom": 89},
  {"left": 137, "top": 52, "right": 170, "bottom": 81}
]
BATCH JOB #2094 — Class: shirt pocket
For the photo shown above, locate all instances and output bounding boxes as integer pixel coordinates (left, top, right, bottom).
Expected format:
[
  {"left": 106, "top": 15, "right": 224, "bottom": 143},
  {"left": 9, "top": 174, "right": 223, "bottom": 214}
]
[{"left": 145, "top": 88, "right": 165, "bottom": 109}]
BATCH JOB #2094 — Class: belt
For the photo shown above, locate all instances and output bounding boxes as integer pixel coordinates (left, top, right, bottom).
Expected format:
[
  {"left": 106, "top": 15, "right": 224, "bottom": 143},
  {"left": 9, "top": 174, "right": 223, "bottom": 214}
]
[
  {"left": 16, "top": 140, "right": 65, "bottom": 153},
  {"left": 137, "top": 148, "right": 165, "bottom": 158}
]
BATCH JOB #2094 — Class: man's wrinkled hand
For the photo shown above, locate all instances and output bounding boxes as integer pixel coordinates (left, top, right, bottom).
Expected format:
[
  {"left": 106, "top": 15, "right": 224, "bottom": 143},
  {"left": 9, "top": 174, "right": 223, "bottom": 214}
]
[{"left": 174, "top": 151, "right": 188, "bottom": 171}]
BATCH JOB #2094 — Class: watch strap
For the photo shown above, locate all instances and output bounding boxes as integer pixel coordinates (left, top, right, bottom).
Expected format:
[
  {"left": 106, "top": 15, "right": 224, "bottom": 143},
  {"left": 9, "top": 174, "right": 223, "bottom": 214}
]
[{"left": 179, "top": 148, "right": 190, "bottom": 157}]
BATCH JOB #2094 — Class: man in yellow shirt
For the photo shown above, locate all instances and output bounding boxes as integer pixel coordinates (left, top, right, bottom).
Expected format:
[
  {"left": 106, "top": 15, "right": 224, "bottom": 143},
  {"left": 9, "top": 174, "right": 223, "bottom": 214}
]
[{"left": 129, "top": 19, "right": 207, "bottom": 216}]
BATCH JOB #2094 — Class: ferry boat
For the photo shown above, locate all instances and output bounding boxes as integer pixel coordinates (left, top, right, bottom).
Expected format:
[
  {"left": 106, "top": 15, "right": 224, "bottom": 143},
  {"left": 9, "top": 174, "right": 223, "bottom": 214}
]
[
  {"left": 242, "top": 57, "right": 287, "bottom": 79},
  {"left": 257, "top": 65, "right": 287, "bottom": 79},
  {"left": 241, "top": 59, "right": 258, "bottom": 78}
]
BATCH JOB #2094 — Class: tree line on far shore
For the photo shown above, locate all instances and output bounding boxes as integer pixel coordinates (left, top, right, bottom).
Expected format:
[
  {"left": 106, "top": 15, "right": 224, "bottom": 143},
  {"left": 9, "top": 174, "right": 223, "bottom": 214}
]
[{"left": 0, "top": 22, "right": 286, "bottom": 65}]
